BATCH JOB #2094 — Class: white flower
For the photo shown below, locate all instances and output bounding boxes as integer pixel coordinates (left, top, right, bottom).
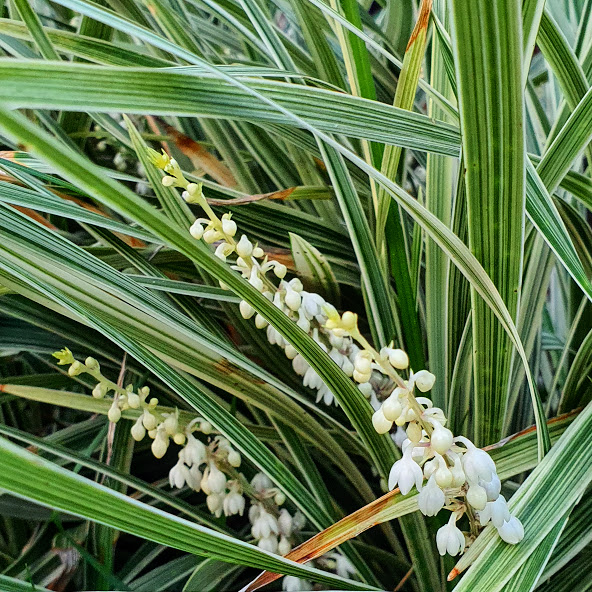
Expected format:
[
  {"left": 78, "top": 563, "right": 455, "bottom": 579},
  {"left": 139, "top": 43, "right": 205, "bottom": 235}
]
[
  {"left": 497, "top": 516, "right": 524, "bottom": 544},
  {"left": 207, "top": 493, "right": 224, "bottom": 517},
  {"left": 201, "top": 463, "right": 226, "bottom": 494},
  {"left": 181, "top": 433, "right": 207, "bottom": 467},
  {"left": 393, "top": 426, "right": 407, "bottom": 448},
  {"left": 417, "top": 475, "right": 445, "bottom": 516},
  {"left": 251, "top": 472, "right": 273, "bottom": 493},
  {"left": 251, "top": 510, "right": 279, "bottom": 539},
  {"left": 411, "top": 370, "right": 436, "bottom": 392},
  {"left": 278, "top": 509, "right": 293, "bottom": 536},
  {"left": 169, "top": 459, "right": 191, "bottom": 489},
  {"left": 223, "top": 490, "right": 245, "bottom": 517},
  {"left": 436, "top": 513, "right": 465, "bottom": 556},
  {"left": 388, "top": 448, "right": 424, "bottom": 494},
  {"left": 326, "top": 552, "right": 355, "bottom": 579},
  {"left": 107, "top": 400, "right": 121, "bottom": 423},
  {"left": 461, "top": 444, "right": 496, "bottom": 484},
  {"left": 240, "top": 300, "right": 255, "bottom": 319},
  {"left": 283, "top": 576, "right": 312, "bottom": 592},
  {"left": 479, "top": 495, "right": 510, "bottom": 528},
  {"left": 258, "top": 535, "right": 279, "bottom": 553},
  {"left": 292, "top": 355, "right": 309, "bottom": 376},
  {"left": 481, "top": 473, "right": 501, "bottom": 501}
]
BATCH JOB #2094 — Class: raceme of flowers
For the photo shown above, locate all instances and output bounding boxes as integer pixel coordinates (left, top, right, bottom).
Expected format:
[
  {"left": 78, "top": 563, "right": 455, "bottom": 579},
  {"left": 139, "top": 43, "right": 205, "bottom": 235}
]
[
  {"left": 148, "top": 149, "right": 524, "bottom": 559},
  {"left": 52, "top": 348, "right": 305, "bottom": 554}
]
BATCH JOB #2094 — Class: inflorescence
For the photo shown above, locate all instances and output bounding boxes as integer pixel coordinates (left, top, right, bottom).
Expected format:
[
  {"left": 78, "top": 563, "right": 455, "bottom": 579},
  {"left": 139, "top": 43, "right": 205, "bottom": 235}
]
[{"left": 58, "top": 148, "right": 523, "bottom": 570}]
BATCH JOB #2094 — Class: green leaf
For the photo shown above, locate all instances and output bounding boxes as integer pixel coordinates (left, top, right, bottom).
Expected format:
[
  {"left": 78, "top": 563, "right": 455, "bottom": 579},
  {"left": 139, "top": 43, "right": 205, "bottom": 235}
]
[
  {"left": 0, "top": 435, "right": 374, "bottom": 590},
  {"left": 450, "top": 0, "right": 527, "bottom": 446}
]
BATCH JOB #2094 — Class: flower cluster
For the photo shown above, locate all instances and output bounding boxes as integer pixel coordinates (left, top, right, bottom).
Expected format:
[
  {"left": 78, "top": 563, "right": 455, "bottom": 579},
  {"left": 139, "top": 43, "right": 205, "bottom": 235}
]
[
  {"left": 53, "top": 348, "right": 307, "bottom": 555},
  {"left": 148, "top": 149, "right": 524, "bottom": 559},
  {"left": 248, "top": 473, "right": 305, "bottom": 553},
  {"left": 319, "top": 312, "right": 524, "bottom": 556}
]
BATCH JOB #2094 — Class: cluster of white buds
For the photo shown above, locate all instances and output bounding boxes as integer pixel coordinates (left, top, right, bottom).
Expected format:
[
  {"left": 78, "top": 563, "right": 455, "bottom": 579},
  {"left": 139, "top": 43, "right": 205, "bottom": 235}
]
[
  {"left": 148, "top": 150, "right": 382, "bottom": 408},
  {"left": 169, "top": 430, "right": 246, "bottom": 519},
  {"left": 146, "top": 149, "right": 524, "bottom": 559},
  {"left": 319, "top": 311, "right": 524, "bottom": 556},
  {"left": 54, "top": 348, "right": 309, "bottom": 559},
  {"left": 53, "top": 348, "right": 216, "bottom": 461},
  {"left": 248, "top": 472, "right": 305, "bottom": 553}
]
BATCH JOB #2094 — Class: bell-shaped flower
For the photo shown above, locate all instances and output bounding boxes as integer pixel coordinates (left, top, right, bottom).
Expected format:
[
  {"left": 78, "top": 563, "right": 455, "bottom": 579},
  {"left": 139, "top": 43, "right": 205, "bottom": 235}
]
[
  {"left": 479, "top": 495, "right": 510, "bottom": 528},
  {"left": 497, "top": 516, "right": 524, "bottom": 544},
  {"left": 223, "top": 490, "right": 245, "bottom": 517},
  {"left": 169, "top": 459, "right": 190, "bottom": 489},
  {"left": 481, "top": 473, "right": 501, "bottom": 501},
  {"left": 461, "top": 443, "right": 496, "bottom": 484},
  {"left": 278, "top": 509, "right": 293, "bottom": 536},
  {"left": 436, "top": 513, "right": 466, "bottom": 556},
  {"left": 251, "top": 472, "right": 273, "bottom": 493},
  {"left": 388, "top": 448, "right": 424, "bottom": 494},
  {"left": 257, "top": 535, "right": 279, "bottom": 553},
  {"left": 411, "top": 370, "right": 436, "bottom": 392},
  {"left": 417, "top": 475, "right": 445, "bottom": 516},
  {"left": 251, "top": 509, "right": 279, "bottom": 539}
]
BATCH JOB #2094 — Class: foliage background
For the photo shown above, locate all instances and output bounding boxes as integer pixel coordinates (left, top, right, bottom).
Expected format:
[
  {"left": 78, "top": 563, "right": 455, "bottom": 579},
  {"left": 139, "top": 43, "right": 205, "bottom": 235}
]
[{"left": 0, "top": 0, "right": 590, "bottom": 590}]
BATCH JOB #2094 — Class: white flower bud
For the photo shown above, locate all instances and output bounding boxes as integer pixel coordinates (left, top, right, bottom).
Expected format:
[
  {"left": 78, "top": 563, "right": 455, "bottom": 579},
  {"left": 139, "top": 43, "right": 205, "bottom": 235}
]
[
  {"left": 357, "top": 382, "right": 373, "bottom": 397},
  {"left": 412, "top": 370, "right": 436, "bottom": 392},
  {"left": 255, "top": 314, "right": 268, "bottom": 329},
  {"left": 131, "top": 417, "right": 146, "bottom": 441},
  {"left": 284, "top": 344, "right": 298, "bottom": 359},
  {"left": 107, "top": 400, "right": 121, "bottom": 423},
  {"left": 430, "top": 424, "right": 454, "bottom": 455},
  {"left": 221, "top": 217, "right": 237, "bottom": 237},
  {"left": 207, "top": 493, "right": 224, "bottom": 517},
  {"left": 68, "top": 361, "right": 84, "bottom": 376},
  {"left": 257, "top": 535, "right": 278, "bottom": 553},
  {"left": 467, "top": 484, "right": 488, "bottom": 510},
  {"left": 163, "top": 413, "right": 179, "bottom": 436},
  {"left": 189, "top": 220, "right": 204, "bottom": 240},
  {"left": 497, "top": 516, "right": 524, "bottom": 544},
  {"left": 151, "top": 429, "right": 169, "bottom": 459},
  {"left": 236, "top": 235, "right": 253, "bottom": 258},
  {"left": 227, "top": 450, "right": 241, "bottom": 467},
  {"left": 354, "top": 352, "right": 372, "bottom": 374},
  {"left": 451, "top": 457, "right": 466, "bottom": 487},
  {"left": 341, "top": 311, "right": 357, "bottom": 331},
  {"left": 482, "top": 473, "right": 501, "bottom": 501},
  {"left": 173, "top": 432, "right": 186, "bottom": 445},
  {"left": 285, "top": 289, "right": 301, "bottom": 311},
  {"left": 353, "top": 370, "right": 372, "bottom": 383},
  {"left": 273, "top": 263, "right": 287, "bottom": 278},
  {"left": 203, "top": 228, "right": 221, "bottom": 243},
  {"left": 388, "top": 349, "right": 409, "bottom": 369},
  {"left": 372, "top": 408, "right": 393, "bottom": 434},
  {"left": 278, "top": 508, "right": 292, "bottom": 535},
  {"left": 278, "top": 535, "right": 291, "bottom": 555},
  {"left": 406, "top": 421, "right": 422, "bottom": 442},
  {"left": 252, "top": 246, "right": 264, "bottom": 258},
  {"left": 142, "top": 410, "right": 158, "bottom": 431},
  {"left": 162, "top": 175, "right": 176, "bottom": 186},
  {"left": 92, "top": 382, "right": 108, "bottom": 398},
  {"left": 125, "top": 392, "right": 140, "bottom": 408},
  {"left": 239, "top": 300, "right": 255, "bottom": 319},
  {"left": 435, "top": 466, "right": 453, "bottom": 488},
  {"left": 251, "top": 473, "right": 273, "bottom": 493},
  {"left": 382, "top": 395, "right": 402, "bottom": 421},
  {"left": 462, "top": 445, "right": 496, "bottom": 484},
  {"left": 274, "top": 491, "right": 286, "bottom": 506}
]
